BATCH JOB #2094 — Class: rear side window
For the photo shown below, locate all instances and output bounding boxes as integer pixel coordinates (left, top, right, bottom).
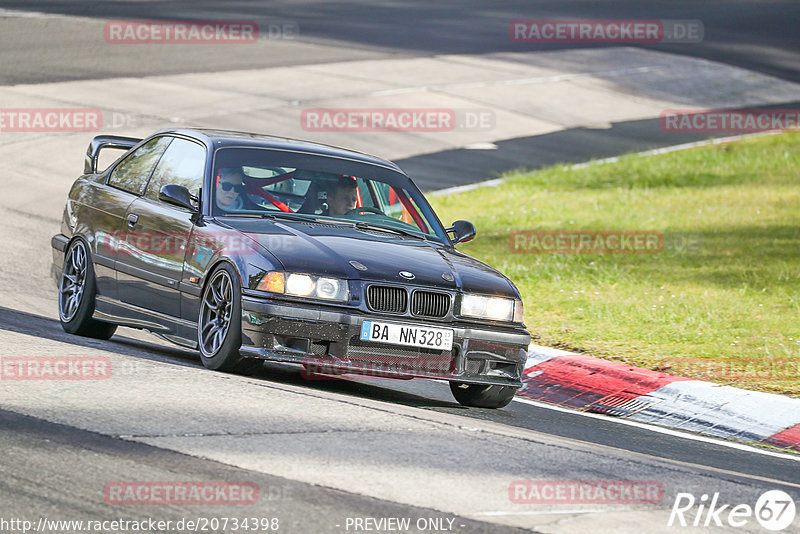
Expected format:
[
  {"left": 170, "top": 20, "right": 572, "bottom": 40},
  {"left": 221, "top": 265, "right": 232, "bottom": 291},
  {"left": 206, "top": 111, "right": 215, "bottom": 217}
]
[
  {"left": 108, "top": 136, "right": 172, "bottom": 195},
  {"left": 145, "top": 138, "right": 206, "bottom": 204}
]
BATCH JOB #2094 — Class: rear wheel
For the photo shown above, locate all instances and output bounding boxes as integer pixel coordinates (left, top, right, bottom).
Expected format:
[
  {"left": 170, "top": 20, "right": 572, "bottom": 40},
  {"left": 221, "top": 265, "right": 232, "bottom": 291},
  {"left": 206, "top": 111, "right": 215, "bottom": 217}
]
[
  {"left": 58, "top": 239, "right": 117, "bottom": 340},
  {"left": 449, "top": 381, "right": 517, "bottom": 409},
  {"left": 198, "top": 264, "right": 253, "bottom": 372}
]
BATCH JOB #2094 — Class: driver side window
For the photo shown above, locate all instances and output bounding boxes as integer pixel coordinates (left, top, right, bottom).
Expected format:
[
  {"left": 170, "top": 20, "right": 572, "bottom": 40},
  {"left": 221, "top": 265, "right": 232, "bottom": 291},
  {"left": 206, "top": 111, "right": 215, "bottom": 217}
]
[{"left": 144, "top": 137, "right": 206, "bottom": 206}]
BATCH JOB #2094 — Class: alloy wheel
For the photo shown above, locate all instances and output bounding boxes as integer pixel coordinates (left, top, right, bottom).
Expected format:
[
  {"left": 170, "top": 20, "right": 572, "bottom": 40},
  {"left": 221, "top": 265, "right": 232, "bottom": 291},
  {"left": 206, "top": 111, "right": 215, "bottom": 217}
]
[
  {"left": 59, "top": 241, "right": 87, "bottom": 322},
  {"left": 199, "top": 269, "right": 234, "bottom": 355}
]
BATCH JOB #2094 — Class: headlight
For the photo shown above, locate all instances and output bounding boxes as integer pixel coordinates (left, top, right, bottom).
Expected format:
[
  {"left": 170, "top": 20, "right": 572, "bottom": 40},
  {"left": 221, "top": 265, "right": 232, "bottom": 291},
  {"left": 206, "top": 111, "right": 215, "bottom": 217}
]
[
  {"left": 257, "top": 272, "right": 349, "bottom": 302},
  {"left": 461, "top": 294, "right": 521, "bottom": 322}
]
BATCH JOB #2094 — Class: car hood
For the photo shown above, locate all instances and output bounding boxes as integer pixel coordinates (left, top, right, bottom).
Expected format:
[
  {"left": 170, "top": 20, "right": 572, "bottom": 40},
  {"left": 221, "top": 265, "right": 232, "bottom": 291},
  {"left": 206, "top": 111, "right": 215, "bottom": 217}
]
[{"left": 222, "top": 219, "right": 518, "bottom": 296}]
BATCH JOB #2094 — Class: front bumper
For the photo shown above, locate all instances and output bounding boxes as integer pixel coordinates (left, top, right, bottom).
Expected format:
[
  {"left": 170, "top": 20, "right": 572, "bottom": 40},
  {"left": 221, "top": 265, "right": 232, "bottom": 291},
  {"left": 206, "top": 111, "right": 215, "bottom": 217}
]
[
  {"left": 51, "top": 234, "right": 69, "bottom": 285},
  {"left": 240, "top": 296, "right": 530, "bottom": 387}
]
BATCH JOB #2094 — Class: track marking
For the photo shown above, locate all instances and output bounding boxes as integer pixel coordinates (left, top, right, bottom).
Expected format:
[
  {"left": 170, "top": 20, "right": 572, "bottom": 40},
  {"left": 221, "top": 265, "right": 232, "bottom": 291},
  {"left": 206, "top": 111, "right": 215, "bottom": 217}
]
[
  {"left": 512, "top": 396, "right": 800, "bottom": 464},
  {"left": 430, "top": 131, "right": 781, "bottom": 195},
  {"left": 569, "top": 131, "right": 782, "bottom": 169}
]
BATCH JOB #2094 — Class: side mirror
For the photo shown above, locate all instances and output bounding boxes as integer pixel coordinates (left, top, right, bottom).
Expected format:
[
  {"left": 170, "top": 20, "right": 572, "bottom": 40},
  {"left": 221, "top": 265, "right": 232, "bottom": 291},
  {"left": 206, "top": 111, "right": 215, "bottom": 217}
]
[
  {"left": 159, "top": 184, "right": 198, "bottom": 211},
  {"left": 447, "top": 220, "right": 476, "bottom": 244}
]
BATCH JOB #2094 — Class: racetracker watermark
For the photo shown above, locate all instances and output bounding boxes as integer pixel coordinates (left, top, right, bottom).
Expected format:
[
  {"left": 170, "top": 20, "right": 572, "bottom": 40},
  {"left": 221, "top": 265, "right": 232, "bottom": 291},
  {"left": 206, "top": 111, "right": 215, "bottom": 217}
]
[
  {"left": 96, "top": 231, "right": 285, "bottom": 258},
  {"left": 509, "top": 480, "right": 664, "bottom": 504},
  {"left": 104, "top": 482, "right": 259, "bottom": 505},
  {"left": 509, "top": 19, "right": 703, "bottom": 43},
  {"left": 0, "top": 357, "right": 111, "bottom": 380},
  {"left": 301, "top": 355, "right": 453, "bottom": 381},
  {"left": 668, "top": 490, "right": 796, "bottom": 530},
  {"left": 0, "top": 108, "right": 102, "bottom": 133},
  {"left": 0, "top": 108, "right": 141, "bottom": 133},
  {"left": 103, "top": 20, "right": 298, "bottom": 44},
  {"left": 510, "top": 230, "right": 664, "bottom": 254},
  {"left": 300, "top": 108, "right": 495, "bottom": 132},
  {"left": 656, "top": 358, "right": 799, "bottom": 382},
  {"left": 661, "top": 109, "right": 800, "bottom": 133}
]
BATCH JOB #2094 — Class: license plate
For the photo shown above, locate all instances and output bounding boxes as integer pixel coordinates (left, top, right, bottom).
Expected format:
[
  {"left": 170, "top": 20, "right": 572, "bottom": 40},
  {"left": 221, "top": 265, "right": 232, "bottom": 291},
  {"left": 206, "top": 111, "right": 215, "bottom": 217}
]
[{"left": 360, "top": 320, "right": 454, "bottom": 351}]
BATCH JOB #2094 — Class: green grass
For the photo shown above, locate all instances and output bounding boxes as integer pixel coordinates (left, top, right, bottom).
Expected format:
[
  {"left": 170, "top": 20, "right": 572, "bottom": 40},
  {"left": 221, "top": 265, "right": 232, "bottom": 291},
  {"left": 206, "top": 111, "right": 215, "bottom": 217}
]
[{"left": 429, "top": 132, "right": 800, "bottom": 396}]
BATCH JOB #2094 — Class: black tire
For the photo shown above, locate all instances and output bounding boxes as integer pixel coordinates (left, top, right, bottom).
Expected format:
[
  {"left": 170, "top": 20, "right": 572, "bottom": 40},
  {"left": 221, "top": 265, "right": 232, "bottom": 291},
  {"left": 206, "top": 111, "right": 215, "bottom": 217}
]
[
  {"left": 58, "top": 239, "right": 117, "bottom": 340},
  {"left": 197, "top": 263, "right": 251, "bottom": 372},
  {"left": 449, "top": 381, "right": 518, "bottom": 409}
]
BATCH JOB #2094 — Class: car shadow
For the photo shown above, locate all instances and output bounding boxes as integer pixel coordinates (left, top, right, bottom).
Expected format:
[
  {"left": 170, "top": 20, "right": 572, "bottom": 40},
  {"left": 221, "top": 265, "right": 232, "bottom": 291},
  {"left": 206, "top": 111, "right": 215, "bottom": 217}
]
[
  {"left": 0, "top": 304, "right": 458, "bottom": 409},
  {"left": 252, "top": 361, "right": 461, "bottom": 409},
  {"left": 0, "top": 305, "right": 200, "bottom": 364}
]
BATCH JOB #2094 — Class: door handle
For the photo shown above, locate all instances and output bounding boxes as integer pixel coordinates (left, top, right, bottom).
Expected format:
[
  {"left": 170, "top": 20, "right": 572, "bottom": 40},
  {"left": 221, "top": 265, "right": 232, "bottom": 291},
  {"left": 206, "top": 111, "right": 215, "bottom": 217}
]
[{"left": 127, "top": 213, "right": 139, "bottom": 227}]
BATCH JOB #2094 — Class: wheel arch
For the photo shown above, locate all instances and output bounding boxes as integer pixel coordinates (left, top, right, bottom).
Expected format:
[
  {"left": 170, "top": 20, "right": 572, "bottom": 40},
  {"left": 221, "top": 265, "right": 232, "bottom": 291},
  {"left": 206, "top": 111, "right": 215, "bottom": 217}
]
[
  {"left": 61, "top": 234, "right": 95, "bottom": 272},
  {"left": 197, "top": 256, "right": 243, "bottom": 302}
]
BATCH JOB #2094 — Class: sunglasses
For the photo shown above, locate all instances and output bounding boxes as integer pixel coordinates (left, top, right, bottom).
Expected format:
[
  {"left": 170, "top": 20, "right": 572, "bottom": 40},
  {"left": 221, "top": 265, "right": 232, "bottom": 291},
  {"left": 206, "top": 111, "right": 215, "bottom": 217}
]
[{"left": 219, "top": 181, "right": 244, "bottom": 193}]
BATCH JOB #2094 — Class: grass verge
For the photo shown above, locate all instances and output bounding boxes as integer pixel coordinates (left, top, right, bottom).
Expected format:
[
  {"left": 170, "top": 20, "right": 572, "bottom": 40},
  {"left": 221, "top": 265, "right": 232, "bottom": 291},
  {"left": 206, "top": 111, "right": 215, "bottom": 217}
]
[{"left": 429, "top": 132, "right": 800, "bottom": 396}]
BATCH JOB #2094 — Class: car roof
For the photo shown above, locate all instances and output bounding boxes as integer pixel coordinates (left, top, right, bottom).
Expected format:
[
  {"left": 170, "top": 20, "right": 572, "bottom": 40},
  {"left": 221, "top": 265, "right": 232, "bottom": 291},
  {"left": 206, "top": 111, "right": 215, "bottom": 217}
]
[{"left": 156, "top": 128, "right": 406, "bottom": 174}]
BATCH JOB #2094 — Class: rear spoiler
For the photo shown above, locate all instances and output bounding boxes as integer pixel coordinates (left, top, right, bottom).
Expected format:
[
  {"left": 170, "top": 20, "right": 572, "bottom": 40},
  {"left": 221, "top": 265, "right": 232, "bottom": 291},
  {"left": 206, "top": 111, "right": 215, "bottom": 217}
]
[{"left": 84, "top": 135, "right": 142, "bottom": 174}]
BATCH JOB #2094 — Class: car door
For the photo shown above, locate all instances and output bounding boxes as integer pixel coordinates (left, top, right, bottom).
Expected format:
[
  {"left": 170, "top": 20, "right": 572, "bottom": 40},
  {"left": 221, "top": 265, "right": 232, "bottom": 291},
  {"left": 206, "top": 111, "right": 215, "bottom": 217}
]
[
  {"left": 93, "top": 136, "right": 172, "bottom": 300},
  {"left": 117, "top": 136, "right": 206, "bottom": 317}
]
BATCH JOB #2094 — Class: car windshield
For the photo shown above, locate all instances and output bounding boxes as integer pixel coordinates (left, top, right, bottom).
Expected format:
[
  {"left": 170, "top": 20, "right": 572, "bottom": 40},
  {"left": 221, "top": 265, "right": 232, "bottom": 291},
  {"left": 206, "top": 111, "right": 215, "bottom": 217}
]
[{"left": 211, "top": 147, "right": 448, "bottom": 242}]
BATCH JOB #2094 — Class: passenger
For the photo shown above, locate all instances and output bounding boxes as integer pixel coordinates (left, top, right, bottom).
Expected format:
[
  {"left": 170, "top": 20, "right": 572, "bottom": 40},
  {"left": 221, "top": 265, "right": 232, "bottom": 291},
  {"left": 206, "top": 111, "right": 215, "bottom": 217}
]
[{"left": 327, "top": 176, "right": 358, "bottom": 216}]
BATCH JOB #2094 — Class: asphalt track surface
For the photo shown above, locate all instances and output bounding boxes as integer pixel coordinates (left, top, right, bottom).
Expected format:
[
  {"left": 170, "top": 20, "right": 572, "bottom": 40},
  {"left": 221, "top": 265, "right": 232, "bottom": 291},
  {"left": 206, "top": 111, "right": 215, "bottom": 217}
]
[
  {"left": 1, "top": 304, "right": 797, "bottom": 486},
  {"left": 1, "top": 305, "right": 799, "bottom": 531},
  {"left": 0, "top": 409, "right": 528, "bottom": 534},
  {"left": 1, "top": 2, "right": 799, "bottom": 532},
  {"left": 2, "top": 1, "right": 799, "bottom": 189},
  {"left": 0, "top": 0, "right": 798, "bottom": 84}
]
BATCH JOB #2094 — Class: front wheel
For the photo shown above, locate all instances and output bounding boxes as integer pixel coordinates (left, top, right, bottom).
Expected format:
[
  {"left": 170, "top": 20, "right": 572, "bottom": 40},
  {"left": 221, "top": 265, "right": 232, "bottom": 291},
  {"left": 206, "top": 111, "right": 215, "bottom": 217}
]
[
  {"left": 198, "top": 263, "right": 252, "bottom": 372},
  {"left": 449, "top": 381, "right": 517, "bottom": 409},
  {"left": 58, "top": 239, "right": 117, "bottom": 340}
]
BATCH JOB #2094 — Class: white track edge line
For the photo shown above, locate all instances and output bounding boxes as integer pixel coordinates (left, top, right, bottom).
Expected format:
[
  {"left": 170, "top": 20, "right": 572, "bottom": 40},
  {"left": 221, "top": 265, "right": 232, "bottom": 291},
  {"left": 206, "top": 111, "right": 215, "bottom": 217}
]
[
  {"left": 511, "top": 397, "right": 800, "bottom": 462},
  {"left": 429, "top": 130, "right": 781, "bottom": 196}
]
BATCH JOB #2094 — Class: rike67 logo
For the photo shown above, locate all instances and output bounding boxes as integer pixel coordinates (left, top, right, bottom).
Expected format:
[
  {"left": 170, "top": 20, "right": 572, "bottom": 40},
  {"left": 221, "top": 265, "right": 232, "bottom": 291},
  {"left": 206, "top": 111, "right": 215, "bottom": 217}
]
[{"left": 668, "top": 490, "right": 796, "bottom": 531}]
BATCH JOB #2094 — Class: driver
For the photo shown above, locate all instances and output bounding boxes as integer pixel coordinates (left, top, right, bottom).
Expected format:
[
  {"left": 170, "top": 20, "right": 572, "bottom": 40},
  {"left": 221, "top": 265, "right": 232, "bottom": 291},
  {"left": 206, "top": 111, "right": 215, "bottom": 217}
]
[
  {"left": 215, "top": 168, "right": 246, "bottom": 212},
  {"left": 327, "top": 176, "right": 358, "bottom": 216}
]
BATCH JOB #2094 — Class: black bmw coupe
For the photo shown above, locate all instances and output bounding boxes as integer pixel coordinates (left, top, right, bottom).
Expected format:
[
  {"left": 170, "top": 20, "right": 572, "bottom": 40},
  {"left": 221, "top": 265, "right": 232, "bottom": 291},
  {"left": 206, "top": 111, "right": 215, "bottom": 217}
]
[{"left": 52, "top": 129, "right": 530, "bottom": 408}]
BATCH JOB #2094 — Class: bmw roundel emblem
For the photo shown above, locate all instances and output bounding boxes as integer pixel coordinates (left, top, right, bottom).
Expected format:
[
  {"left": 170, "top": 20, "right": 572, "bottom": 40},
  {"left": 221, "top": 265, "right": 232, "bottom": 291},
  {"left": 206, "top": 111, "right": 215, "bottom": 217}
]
[{"left": 399, "top": 271, "right": 415, "bottom": 280}]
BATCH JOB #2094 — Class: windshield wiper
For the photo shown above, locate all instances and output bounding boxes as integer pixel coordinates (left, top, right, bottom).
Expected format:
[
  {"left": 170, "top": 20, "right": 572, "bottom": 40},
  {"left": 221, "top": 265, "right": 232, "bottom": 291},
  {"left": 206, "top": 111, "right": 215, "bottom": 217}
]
[
  {"left": 259, "top": 212, "right": 319, "bottom": 222},
  {"left": 250, "top": 212, "right": 430, "bottom": 240},
  {"left": 353, "top": 221, "right": 428, "bottom": 241},
  {"left": 218, "top": 212, "right": 266, "bottom": 218},
  {"left": 219, "top": 211, "right": 322, "bottom": 223}
]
